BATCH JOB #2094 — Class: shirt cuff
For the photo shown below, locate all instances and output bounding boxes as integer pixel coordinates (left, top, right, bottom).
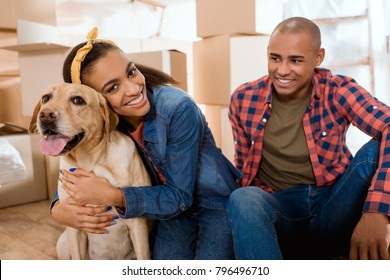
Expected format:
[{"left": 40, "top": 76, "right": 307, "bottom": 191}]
[{"left": 115, "top": 187, "right": 144, "bottom": 219}]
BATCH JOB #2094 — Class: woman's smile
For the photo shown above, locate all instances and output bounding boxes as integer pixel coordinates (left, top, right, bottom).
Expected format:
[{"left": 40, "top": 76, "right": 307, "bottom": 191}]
[{"left": 123, "top": 91, "right": 146, "bottom": 108}]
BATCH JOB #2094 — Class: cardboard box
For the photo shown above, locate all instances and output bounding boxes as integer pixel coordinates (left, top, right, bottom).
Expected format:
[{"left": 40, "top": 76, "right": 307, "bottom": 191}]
[
  {"left": 0, "top": 133, "right": 47, "bottom": 208},
  {"left": 201, "top": 104, "right": 235, "bottom": 164},
  {"left": 193, "top": 34, "right": 269, "bottom": 106},
  {"left": 127, "top": 49, "right": 188, "bottom": 92},
  {"left": 1, "top": 42, "right": 70, "bottom": 116},
  {"left": 0, "top": 0, "right": 15, "bottom": 30},
  {"left": 196, "top": 0, "right": 283, "bottom": 38},
  {"left": 0, "top": 31, "right": 19, "bottom": 76},
  {"left": 141, "top": 38, "right": 193, "bottom": 73},
  {"left": 0, "top": 77, "right": 29, "bottom": 128},
  {"left": 141, "top": 38, "right": 194, "bottom": 96},
  {"left": 14, "top": 0, "right": 57, "bottom": 26},
  {"left": 15, "top": 19, "right": 61, "bottom": 45},
  {"left": 0, "top": 0, "right": 56, "bottom": 30}
]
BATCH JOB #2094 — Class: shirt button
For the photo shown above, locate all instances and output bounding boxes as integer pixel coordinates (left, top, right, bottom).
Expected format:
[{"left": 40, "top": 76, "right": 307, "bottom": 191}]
[
  {"left": 251, "top": 141, "right": 254, "bottom": 145},
  {"left": 234, "top": 141, "right": 237, "bottom": 145},
  {"left": 372, "top": 105, "right": 378, "bottom": 109},
  {"left": 321, "top": 131, "right": 327, "bottom": 137},
  {"left": 262, "top": 118, "right": 267, "bottom": 123}
]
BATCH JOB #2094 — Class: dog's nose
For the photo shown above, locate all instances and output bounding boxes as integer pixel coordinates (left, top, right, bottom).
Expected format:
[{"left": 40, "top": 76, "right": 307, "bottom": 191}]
[{"left": 39, "top": 109, "right": 59, "bottom": 123}]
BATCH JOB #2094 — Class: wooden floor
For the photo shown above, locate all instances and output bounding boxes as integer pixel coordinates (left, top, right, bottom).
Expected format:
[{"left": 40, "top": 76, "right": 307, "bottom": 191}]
[{"left": 0, "top": 199, "right": 64, "bottom": 260}]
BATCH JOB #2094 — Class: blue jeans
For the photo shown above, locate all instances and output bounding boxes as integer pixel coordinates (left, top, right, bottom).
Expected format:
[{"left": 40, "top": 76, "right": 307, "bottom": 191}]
[
  {"left": 152, "top": 206, "right": 235, "bottom": 260},
  {"left": 227, "top": 139, "right": 379, "bottom": 259}
]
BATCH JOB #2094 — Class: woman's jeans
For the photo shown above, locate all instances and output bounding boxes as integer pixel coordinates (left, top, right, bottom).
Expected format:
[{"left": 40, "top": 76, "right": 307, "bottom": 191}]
[
  {"left": 227, "top": 139, "right": 380, "bottom": 259},
  {"left": 153, "top": 206, "right": 235, "bottom": 260}
]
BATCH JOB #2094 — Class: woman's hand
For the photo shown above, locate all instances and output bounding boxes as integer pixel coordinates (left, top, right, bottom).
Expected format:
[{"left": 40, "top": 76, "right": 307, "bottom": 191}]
[
  {"left": 51, "top": 197, "right": 118, "bottom": 234},
  {"left": 60, "top": 168, "right": 124, "bottom": 207}
]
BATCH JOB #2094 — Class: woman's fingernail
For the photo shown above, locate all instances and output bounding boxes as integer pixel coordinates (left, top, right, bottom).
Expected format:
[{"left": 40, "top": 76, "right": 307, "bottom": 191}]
[
  {"left": 113, "top": 215, "right": 119, "bottom": 220},
  {"left": 60, "top": 169, "right": 63, "bottom": 174},
  {"left": 105, "top": 206, "right": 112, "bottom": 211},
  {"left": 69, "top": 167, "right": 76, "bottom": 172},
  {"left": 103, "top": 231, "right": 109, "bottom": 234},
  {"left": 110, "top": 221, "right": 116, "bottom": 226}
]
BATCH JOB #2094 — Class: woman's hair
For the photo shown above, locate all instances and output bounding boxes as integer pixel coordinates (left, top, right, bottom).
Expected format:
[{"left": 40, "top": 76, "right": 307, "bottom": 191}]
[{"left": 63, "top": 41, "right": 177, "bottom": 88}]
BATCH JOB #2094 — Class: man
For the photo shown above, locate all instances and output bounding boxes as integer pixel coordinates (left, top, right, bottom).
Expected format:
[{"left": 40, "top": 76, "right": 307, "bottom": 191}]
[{"left": 228, "top": 16, "right": 390, "bottom": 259}]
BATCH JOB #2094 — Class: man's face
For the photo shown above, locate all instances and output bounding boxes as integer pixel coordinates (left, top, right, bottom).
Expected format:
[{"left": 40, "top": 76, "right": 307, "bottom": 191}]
[{"left": 267, "top": 30, "right": 324, "bottom": 102}]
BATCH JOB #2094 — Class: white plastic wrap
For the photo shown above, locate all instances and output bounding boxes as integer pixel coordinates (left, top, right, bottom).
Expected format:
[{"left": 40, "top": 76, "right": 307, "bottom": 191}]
[{"left": 0, "top": 139, "right": 26, "bottom": 187}]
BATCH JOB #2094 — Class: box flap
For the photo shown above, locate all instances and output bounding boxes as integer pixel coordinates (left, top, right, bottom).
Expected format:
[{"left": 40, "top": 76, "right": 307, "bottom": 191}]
[
  {"left": 0, "top": 42, "right": 69, "bottom": 53},
  {"left": 0, "top": 122, "right": 28, "bottom": 136}
]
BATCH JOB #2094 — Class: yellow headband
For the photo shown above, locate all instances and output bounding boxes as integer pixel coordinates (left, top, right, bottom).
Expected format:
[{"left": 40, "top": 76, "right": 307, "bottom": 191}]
[{"left": 70, "top": 27, "right": 117, "bottom": 84}]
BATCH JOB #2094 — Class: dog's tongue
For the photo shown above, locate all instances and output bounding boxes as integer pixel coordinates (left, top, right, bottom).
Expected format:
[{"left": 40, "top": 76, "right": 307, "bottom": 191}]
[{"left": 40, "top": 134, "right": 70, "bottom": 156}]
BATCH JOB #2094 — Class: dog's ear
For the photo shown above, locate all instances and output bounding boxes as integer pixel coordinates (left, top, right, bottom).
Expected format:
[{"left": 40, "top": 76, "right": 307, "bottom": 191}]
[
  {"left": 98, "top": 94, "right": 119, "bottom": 137},
  {"left": 28, "top": 100, "right": 42, "bottom": 134}
]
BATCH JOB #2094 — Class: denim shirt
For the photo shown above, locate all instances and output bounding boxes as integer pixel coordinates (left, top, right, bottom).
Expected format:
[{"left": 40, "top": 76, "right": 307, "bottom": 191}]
[
  {"left": 117, "top": 85, "right": 241, "bottom": 220},
  {"left": 51, "top": 85, "right": 240, "bottom": 219}
]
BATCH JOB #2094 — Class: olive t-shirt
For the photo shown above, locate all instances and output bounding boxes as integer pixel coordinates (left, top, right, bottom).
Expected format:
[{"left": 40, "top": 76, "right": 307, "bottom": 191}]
[{"left": 257, "top": 93, "right": 315, "bottom": 191}]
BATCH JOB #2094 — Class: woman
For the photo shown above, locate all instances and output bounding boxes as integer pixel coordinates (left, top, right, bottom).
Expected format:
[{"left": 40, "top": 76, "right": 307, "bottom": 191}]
[{"left": 51, "top": 28, "right": 240, "bottom": 259}]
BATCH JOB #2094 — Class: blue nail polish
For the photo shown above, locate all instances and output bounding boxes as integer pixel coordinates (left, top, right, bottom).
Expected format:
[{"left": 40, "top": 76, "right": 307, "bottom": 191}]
[
  {"left": 110, "top": 221, "right": 116, "bottom": 226},
  {"left": 69, "top": 167, "right": 76, "bottom": 172},
  {"left": 103, "top": 231, "right": 109, "bottom": 234},
  {"left": 105, "top": 206, "right": 112, "bottom": 211},
  {"left": 113, "top": 215, "right": 119, "bottom": 220},
  {"left": 60, "top": 169, "right": 63, "bottom": 174}
]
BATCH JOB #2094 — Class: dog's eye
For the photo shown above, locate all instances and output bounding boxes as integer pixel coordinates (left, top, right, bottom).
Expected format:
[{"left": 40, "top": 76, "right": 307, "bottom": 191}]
[
  {"left": 72, "top": 96, "right": 86, "bottom": 105},
  {"left": 42, "top": 94, "right": 51, "bottom": 104}
]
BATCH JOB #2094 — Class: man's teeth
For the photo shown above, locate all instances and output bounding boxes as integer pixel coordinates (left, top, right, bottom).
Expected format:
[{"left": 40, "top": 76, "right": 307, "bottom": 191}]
[
  {"left": 278, "top": 78, "right": 292, "bottom": 84},
  {"left": 126, "top": 94, "right": 143, "bottom": 106}
]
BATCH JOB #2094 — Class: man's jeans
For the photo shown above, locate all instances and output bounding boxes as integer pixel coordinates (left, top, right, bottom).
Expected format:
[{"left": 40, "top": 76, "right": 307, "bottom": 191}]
[
  {"left": 227, "top": 139, "right": 379, "bottom": 259},
  {"left": 153, "top": 206, "right": 235, "bottom": 260}
]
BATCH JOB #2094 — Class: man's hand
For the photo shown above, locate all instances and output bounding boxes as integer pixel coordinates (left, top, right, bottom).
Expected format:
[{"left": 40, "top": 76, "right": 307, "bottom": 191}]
[{"left": 349, "top": 212, "right": 390, "bottom": 260}]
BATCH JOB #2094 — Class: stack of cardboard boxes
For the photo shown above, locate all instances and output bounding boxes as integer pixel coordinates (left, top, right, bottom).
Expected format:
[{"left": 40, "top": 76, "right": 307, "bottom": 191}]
[
  {"left": 127, "top": 49, "right": 188, "bottom": 92},
  {"left": 193, "top": 0, "right": 283, "bottom": 163},
  {"left": 0, "top": 0, "right": 60, "bottom": 208}
]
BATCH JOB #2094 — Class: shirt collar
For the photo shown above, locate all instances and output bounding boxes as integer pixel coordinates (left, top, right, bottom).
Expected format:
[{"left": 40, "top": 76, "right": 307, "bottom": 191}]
[
  {"left": 144, "top": 86, "right": 156, "bottom": 122},
  {"left": 143, "top": 87, "right": 158, "bottom": 143}
]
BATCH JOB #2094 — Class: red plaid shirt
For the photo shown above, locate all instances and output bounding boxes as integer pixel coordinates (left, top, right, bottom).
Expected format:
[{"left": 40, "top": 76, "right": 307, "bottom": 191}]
[{"left": 229, "top": 68, "right": 390, "bottom": 216}]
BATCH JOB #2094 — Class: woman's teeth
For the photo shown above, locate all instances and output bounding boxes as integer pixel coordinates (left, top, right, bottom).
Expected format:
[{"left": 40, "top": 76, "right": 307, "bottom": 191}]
[{"left": 126, "top": 94, "right": 143, "bottom": 106}]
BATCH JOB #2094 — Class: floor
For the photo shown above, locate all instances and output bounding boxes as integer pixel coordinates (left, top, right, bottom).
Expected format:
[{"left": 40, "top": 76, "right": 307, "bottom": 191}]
[{"left": 0, "top": 199, "right": 64, "bottom": 260}]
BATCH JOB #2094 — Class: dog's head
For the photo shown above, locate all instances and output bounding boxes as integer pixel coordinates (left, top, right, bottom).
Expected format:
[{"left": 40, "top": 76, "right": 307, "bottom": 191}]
[{"left": 29, "top": 83, "right": 118, "bottom": 157}]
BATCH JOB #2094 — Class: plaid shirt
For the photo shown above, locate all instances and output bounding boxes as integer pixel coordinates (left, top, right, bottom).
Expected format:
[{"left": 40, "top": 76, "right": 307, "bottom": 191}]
[{"left": 229, "top": 68, "right": 390, "bottom": 215}]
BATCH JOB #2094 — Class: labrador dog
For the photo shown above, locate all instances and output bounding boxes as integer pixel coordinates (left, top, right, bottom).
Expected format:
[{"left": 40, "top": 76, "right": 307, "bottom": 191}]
[{"left": 28, "top": 83, "right": 152, "bottom": 260}]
